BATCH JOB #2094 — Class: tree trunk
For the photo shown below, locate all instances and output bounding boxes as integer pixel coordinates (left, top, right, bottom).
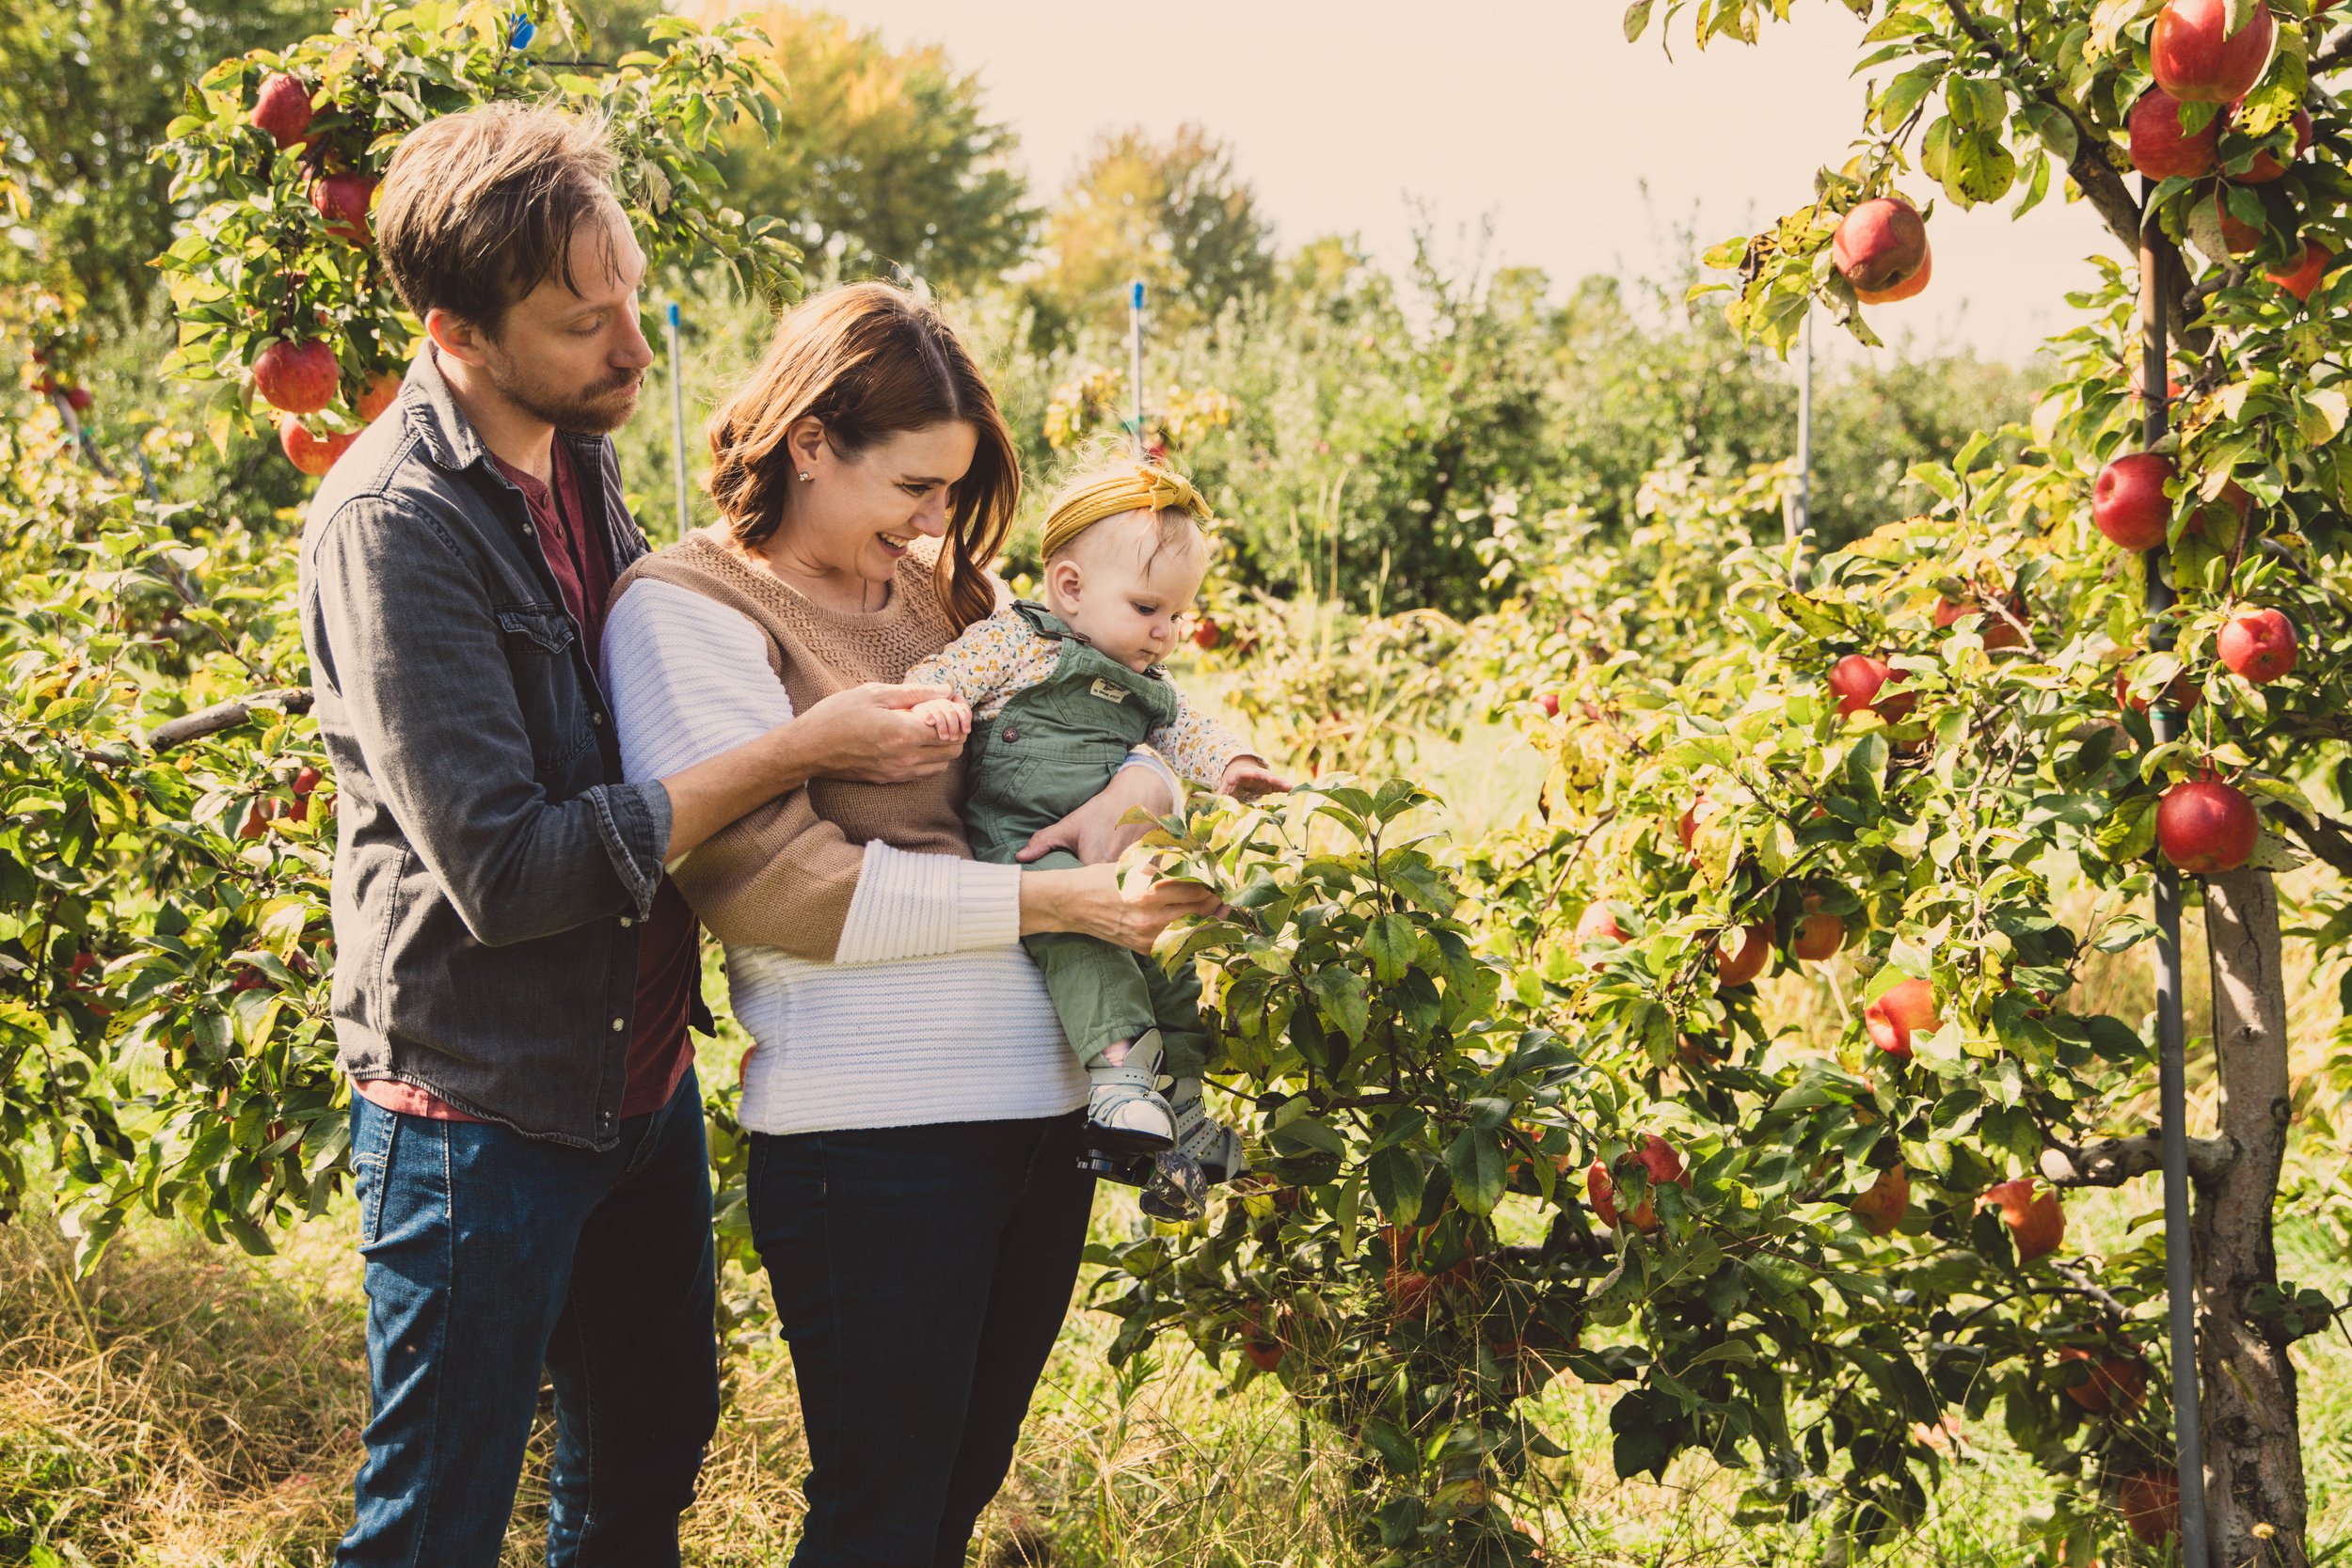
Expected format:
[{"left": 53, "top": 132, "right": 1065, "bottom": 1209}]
[{"left": 2191, "top": 868, "right": 2307, "bottom": 1567}]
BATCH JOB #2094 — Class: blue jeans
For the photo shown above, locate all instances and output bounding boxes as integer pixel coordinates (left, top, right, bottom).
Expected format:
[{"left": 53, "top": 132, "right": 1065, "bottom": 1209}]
[
  {"left": 338, "top": 1068, "right": 721, "bottom": 1567},
  {"left": 748, "top": 1111, "right": 1095, "bottom": 1568}
]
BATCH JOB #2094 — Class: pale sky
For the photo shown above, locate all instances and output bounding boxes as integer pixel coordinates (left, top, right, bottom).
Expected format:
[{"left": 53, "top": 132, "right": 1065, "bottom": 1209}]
[{"left": 816, "top": 0, "right": 2127, "bottom": 366}]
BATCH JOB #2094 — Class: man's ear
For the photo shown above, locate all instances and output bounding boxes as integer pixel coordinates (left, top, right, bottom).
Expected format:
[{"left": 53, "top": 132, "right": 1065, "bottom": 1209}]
[
  {"left": 1045, "top": 557, "right": 1084, "bottom": 604},
  {"left": 424, "top": 307, "right": 492, "bottom": 369}
]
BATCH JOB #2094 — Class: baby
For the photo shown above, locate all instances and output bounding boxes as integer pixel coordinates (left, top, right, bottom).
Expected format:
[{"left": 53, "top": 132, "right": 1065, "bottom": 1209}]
[{"left": 905, "top": 460, "right": 1284, "bottom": 1212}]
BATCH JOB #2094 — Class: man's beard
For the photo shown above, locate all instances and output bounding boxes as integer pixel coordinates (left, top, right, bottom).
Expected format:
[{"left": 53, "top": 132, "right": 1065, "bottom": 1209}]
[{"left": 483, "top": 347, "right": 642, "bottom": 435}]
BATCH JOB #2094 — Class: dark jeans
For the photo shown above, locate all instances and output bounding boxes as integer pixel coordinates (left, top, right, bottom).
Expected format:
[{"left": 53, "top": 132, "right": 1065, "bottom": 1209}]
[
  {"left": 748, "top": 1111, "right": 1095, "bottom": 1568},
  {"left": 338, "top": 1067, "right": 721, "bottom": 1568}
]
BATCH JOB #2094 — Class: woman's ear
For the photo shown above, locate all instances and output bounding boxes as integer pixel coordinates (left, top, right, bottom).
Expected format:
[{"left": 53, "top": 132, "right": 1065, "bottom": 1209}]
[{"left": 787, "top": 417, "right": 827, "bottom": 475}]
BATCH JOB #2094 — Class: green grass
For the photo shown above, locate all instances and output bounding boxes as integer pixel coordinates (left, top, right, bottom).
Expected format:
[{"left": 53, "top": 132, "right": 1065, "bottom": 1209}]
[{"left": 3, "top": 685, "right": 2347, "bottom": 1565}]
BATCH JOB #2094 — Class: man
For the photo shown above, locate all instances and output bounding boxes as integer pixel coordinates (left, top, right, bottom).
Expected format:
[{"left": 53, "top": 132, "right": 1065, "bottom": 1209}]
[{"left": 299, "top": 103, "right": 968, "bottom": 1565}]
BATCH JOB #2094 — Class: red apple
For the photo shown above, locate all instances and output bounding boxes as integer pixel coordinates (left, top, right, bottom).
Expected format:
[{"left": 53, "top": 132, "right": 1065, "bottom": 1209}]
[
  {"left": 293, "top": 766, "right": 323, "bottom": 797},
  {"left": 1865, "top": 976, "right": 1939, "bottom": 1059},
  {"left": 310, "top": 171, "right": 376, "bottom": 245},
  {"left": 1714, "top": 920, "right": 1773, "bottom": 988},
  {"left": 2092, "top": 451, "right": 2176, "bottom": 550},
  {"left": 2151, "top": 0, "right": 2278, "bottom": 104},
  {"left": 1537, "top": 691, "right": 1560, "bottom": 718},
  {"left": 2266, "top": 241, "right": 2331, "bottom": 302},
  {"left": 2217, "top": 606, "right": 2297, "bottom": 682},
  {"left": 2128, "top": 87, "right": 2220, "bottom": 179},
  {"left": 1832, "top": 198, "right": 1931, "bottom": 303},
  {"left": 253, "top": 338, "right": 339, "bottom": 415},
  {"left": 1983, "top": 1178, "right": 2066, "bottom": 1262},
  {"left": 278, "top": 416, "right": 356, "bottom": 477},
  {"left": 1575, "top": 901, "right": 1627, "bottom": 944},
  {"left": 2128, "top": 356, "right": 2185, "bottom": 404},
  {"left": 1850, "top": 1163, "right": 1910, "bottom": 1237},
  {"left": 1241, "top": 1306, "right": 1284, "bottom": 1371},
  {"left": 1827, "top": 653, "right": 1914, "bottom": 721},
  {"left": 2058, "top": 1347, "right": 2150, "bottom": 1413},
  {"left": 1791, "top": 909, "right": 1846, "bottom": 963},
  {"left": 248, "top": 71, "right": 314, "bottom": 150},
  {"left": 2114, "top": 665, "right": 2202, "bottom": 714},
  {"left": 2157, "top": 772, "right": 2259, "bottom": 872},
  {"left": 1587, "top": 1134, "right": 1688, "bottom": 1234},
  {"left": 1192, "top": 618, "right": 1222, "bottom": 651},
  {"left": 2229, "top": 101, "right": 2312, "bottom": 182},
  {"left": 2120, "top": 1469, "right": 2181, "bottom": 1545},
  {"left": 63, "top": 386, "right": 92, "bottom": 412},
  {"left": 2209, "top": 188, "right": 2267, "bottom": 255},
  {"left": 356, "top": 370, "right": 402, "bottom": 422},
  {"left": 1934, "top": 591, "right": 2026, "bottom": 649}
]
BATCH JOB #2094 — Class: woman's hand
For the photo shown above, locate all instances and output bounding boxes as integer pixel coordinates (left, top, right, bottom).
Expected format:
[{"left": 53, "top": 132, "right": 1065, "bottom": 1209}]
[
  {"left": 793, "top": 682, "right": 967, "bottom": 783},
  {"left": 1019, "top": 861, "right": 1223, "bottom": 954},
  {"left": 1015, "top": 763, "right": 1172, "bottom": 866}
]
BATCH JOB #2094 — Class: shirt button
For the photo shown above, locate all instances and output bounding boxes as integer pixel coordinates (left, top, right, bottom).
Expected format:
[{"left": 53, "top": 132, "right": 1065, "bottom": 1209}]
[
  {"left": 611, "top": 1017, "right": 626, "bottom": 1033},
  {"left": 619, "top": 915, "right": 634, "bottom": 927},
  {"left": 1003, "top": 727, "right": 1019, "bottom": 742},
  {"left": 521, "top": 523, "right": 533, "bottom": 536},
  {"left": 591, "top": 712, "right": 605, "bottom": 725}
]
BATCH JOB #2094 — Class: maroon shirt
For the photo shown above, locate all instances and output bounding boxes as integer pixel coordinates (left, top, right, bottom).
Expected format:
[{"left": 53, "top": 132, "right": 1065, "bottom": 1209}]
[{"left": 357, "top": 442, "right": 698, "bottom": 1123}]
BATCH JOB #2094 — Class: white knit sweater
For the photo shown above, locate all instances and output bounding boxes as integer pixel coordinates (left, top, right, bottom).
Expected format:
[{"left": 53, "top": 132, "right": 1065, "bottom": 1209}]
[{"left": 603, "top": 577, "right": 1094, "bottom": 1135}]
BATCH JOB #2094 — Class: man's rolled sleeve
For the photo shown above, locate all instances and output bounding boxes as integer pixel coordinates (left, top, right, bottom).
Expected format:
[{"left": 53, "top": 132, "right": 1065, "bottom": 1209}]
[{"left": 592, "top": 777, "right": 671, "bottom": 919}]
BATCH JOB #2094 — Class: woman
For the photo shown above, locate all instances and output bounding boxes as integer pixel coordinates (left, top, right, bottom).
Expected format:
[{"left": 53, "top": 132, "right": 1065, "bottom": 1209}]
[{"left": 600, "top": 281, "right": 1220, "bottom": 1567}]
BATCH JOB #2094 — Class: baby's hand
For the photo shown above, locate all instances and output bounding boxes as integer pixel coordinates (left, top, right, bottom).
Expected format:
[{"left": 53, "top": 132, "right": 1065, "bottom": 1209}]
[
  {"left": 909, "top": 696, "right": 972, "bottom": 740},
  {"left": 1219, "top": 755, "right": 1290, "bottom": 800}
]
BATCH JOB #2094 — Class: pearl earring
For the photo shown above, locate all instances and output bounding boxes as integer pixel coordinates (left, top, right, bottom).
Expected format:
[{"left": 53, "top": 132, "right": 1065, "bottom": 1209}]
[{"left": 798, "top": 471, "right": 813, "bottom": 483}]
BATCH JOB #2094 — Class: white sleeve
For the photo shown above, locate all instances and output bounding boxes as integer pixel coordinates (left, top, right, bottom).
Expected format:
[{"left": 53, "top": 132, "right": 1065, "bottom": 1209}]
[
  {"left": 602, "top": 577, "right": 1022, "bottom": 963},
  {"left": 1120, "top": 748, "right": 1183, "bottom": 812}
]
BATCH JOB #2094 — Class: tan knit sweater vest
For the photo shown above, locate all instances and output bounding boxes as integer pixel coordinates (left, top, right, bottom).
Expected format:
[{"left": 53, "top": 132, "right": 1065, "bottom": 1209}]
[{"left": 612, "top": 531, "right": 975, "bottom": 959}]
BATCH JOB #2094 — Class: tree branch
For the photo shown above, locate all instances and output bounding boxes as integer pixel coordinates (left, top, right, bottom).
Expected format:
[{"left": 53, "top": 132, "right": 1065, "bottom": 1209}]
[
  {"left": 2041, "top": 1132, "right": 2234, "bottom": 1188},
  {"left": 144, "top": 689, "right": 313, "bottom": 752},
  {"left": 1942, "top": 0, "right": 2143, "bottom": 252},
  {"left": 2281, "top": 808, "right": 2352, "bottom": 879}
]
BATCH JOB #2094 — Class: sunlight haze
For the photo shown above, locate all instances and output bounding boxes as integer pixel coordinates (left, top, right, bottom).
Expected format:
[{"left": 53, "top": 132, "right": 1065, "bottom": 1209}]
[{"left": 818, "top": 1, "right": 2122, "bottom": 364}]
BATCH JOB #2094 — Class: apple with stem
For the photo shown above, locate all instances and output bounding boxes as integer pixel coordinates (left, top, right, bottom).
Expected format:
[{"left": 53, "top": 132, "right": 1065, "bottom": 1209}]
[
  {"left": 1832, "top": 198, "right": 1931, "bottom": 303},
  {"left": 2129, "top": 87, "right": 2220, "bottom": 179},
  {"left": 2092, "top": 452, "right": 2175, "bottom": 549},
  {"left": 1850, "top": 1163, "right": 1910, "bottom": 1237},
  {"left": 1865, "top": 976, "right": 1939, "bottom": 1060},
  {"left": 2217, "top": 606, "right": 2297, "bottom": 683},
  {"left": 310, "top": 171, "right": 376, "bottom": 245},
  {"left": 1827, "top": 653, "right": 1914, "bottom": 721},
  {"left": 279, "top": 416, "right": 356, "bottom": 477},
  {"left": 1791, "top": 896, "right": 1846, "bottom": 962},
  {"left": 253, "top": 338, "right": 339, "bottom": 416},
  {"left": 356, "top": 370, "right": 402, "bottom": 422},
  {"left": 248, "top": 71, "right": 314, "bottom": 150},
  {"left": 2267, "top": 242, "right": 2331, "bottom": 302},
  {"left": 2151, "top": 0, "right": 2278, "bottom": 104},
  {"left": 1713, "top": 920, "right": 1773, "bottom": 988},
  {"left": 2156, "top": 771, "right": 2260, "bottom": 872},
  {"left": 1982, "top": 1178, "right": 2066, "bottom": 1262},
  {"left": 1575, "top": 900, "right": 1627, "bottom": 944},
  {"left": 1587, "top": 1134, "right": 1688, "bottom": 1234},
  {"left": 1934, "top": 590, "right": 2026, "bottom": 649}
]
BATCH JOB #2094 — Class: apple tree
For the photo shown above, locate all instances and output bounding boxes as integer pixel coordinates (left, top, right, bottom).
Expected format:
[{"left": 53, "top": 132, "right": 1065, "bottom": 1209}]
[{"left": 0, "top": 1, "right": 799, "bottom": 1262}]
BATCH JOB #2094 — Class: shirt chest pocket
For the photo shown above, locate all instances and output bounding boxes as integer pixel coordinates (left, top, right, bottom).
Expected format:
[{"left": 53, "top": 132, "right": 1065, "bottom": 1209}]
[{"left": 495, "top": 603, "right": 596, "bottom": 782}]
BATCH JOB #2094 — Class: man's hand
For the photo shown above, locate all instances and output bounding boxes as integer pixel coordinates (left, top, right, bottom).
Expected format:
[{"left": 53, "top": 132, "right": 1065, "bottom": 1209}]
[
  {"left": 1219, "top": 755, "right": 1290, "bottom": 800},
  {"left": 1016, "top": 763, "right": 1173, "bottom": 865},
  {"left": 794, "top": 682, "right": 966, "bottom": 784}
]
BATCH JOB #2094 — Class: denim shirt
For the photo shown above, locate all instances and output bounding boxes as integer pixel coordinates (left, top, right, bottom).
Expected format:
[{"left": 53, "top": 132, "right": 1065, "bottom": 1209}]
[{"left": 299, "top": 347, "right": 694, "bottom": 1148}]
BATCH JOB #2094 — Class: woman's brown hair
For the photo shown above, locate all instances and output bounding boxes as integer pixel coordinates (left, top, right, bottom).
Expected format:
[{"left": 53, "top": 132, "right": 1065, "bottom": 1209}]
[{"left": 707, "top": 283, "right": 1018, "bottom": 630}]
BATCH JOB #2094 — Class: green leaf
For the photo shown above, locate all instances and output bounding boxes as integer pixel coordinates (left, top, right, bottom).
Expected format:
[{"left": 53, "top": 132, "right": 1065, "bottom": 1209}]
[
  {"left": 1623, "top": 0, "right": 1655, "bottom": 41},
  {"left": 1369, "top": 1143, "right": 1425, "bottom": 1226},
  {"left": 1366, "top": 912, "right": 1416, "bottom": 983},
  {"left": 1445, "top": 1126, "right": 1505, "bottom": 1215}
]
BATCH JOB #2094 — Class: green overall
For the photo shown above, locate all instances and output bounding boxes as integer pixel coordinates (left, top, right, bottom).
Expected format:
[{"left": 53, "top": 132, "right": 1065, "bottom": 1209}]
[{"left": 962, "top": 602, "right": 1210, "bottom": 1075}]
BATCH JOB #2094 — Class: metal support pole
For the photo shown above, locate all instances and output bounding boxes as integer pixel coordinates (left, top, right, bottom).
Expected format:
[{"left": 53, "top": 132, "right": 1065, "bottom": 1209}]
[
  {"left": 2138, "top": 186, "right": 2211, "bottom": 1568},
  {"left": 1790, "top": 303, "right": 1814, "bottom": 582},
  {"left": 1128, "top": 280, "right": 1147, "bottom": 458},
  {"left": 665, "top": 301, "right": 689, "bottom": 539}
]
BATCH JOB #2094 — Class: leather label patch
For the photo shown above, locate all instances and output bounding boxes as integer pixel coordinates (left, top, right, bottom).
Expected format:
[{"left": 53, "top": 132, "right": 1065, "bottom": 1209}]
[{"left": 1089, "top": 678, "right": 1130, "bottom": 704}]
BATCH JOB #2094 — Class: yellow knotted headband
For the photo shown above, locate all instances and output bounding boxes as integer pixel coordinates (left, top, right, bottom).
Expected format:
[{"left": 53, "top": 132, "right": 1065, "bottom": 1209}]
[{"left": 1039, "top": 463, "right": 1213, "bottom": 561}]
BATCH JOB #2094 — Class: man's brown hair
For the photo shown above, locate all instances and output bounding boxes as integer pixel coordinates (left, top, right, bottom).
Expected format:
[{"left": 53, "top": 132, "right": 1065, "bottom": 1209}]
[
  {"left": 707, "top": 283, "right": 1020, "bottom": 631},
  {"left": 376, "top": 103, "right": 623, "bottom": 336}
]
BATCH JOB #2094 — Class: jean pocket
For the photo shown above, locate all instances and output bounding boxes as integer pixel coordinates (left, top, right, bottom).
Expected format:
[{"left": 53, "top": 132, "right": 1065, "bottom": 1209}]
[{"left": 353, "top": 1102, "right": 402, "bottom": 1248}]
